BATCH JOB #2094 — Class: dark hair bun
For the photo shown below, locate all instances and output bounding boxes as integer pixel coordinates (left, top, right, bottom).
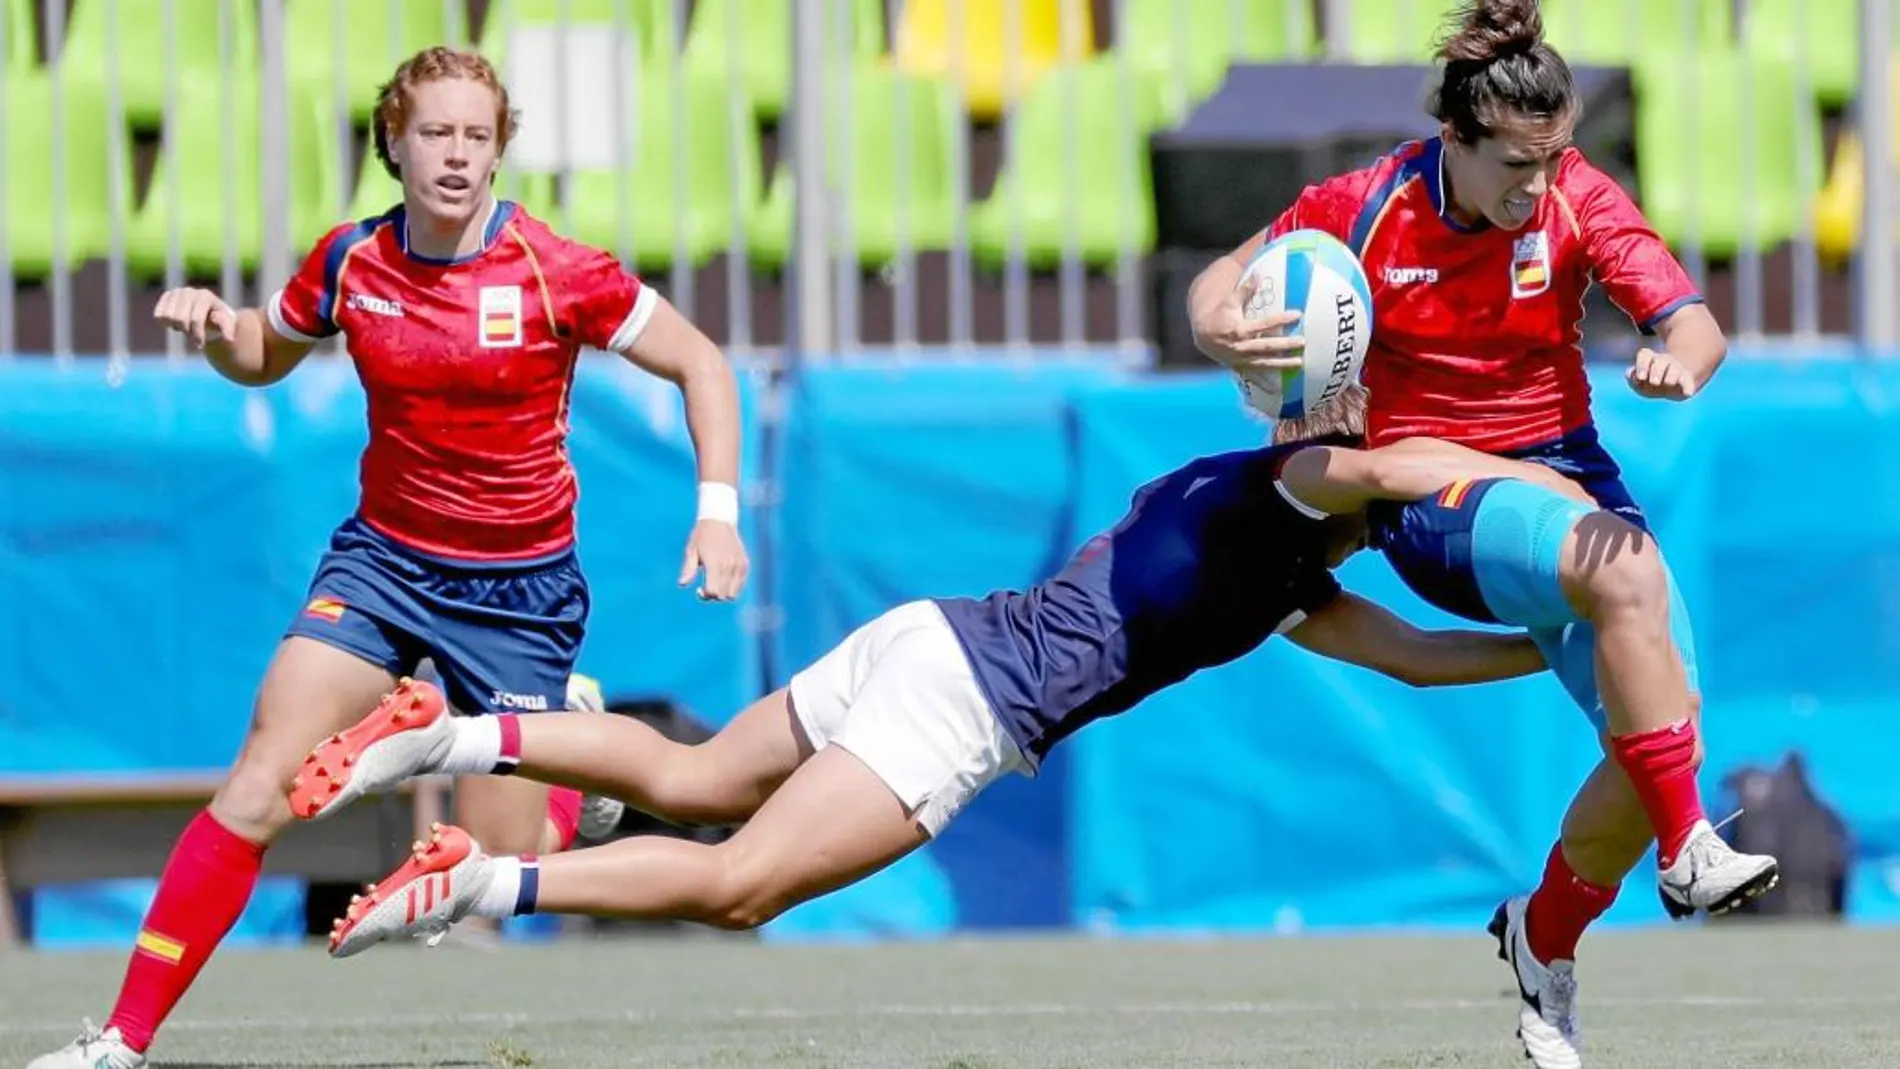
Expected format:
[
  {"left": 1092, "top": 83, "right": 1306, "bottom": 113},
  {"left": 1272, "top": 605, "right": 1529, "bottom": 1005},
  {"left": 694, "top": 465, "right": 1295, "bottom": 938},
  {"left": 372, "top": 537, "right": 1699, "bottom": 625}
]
[{"left": 1436, "top": 0, "right": 1544, "bottom": 64}]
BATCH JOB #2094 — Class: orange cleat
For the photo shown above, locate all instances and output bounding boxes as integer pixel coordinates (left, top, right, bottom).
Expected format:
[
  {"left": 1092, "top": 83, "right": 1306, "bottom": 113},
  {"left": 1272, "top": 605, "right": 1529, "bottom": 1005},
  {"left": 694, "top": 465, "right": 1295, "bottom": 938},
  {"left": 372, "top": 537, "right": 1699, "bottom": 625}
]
[{"left": 288, "top": 677, "right": 450, "bottom": 822}]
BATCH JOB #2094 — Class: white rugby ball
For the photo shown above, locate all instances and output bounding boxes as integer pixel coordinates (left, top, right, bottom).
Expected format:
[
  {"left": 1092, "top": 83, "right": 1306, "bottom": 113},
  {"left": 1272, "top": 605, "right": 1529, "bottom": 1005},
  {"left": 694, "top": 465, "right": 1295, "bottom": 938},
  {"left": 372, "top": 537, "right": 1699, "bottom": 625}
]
[{"left": 1233, "top": 228, "right": 1373, "bottom": 421}]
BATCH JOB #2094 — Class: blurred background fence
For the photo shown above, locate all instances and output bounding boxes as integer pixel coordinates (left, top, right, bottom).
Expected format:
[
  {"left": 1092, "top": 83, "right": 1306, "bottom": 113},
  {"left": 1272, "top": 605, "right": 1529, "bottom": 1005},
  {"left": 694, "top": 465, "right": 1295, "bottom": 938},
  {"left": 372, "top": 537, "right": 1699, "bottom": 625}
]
[
  {"left": 3, "top": 0, "right": 1899, "bottom": 948},
  {"left": 0, "top": 0, "right": 1893, "bottom": 360}
]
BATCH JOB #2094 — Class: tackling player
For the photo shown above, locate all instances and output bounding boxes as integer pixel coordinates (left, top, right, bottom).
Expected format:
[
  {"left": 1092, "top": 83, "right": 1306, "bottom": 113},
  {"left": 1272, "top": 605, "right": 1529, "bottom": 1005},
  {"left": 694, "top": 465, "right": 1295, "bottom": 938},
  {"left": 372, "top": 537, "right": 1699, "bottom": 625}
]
[
  {"left": 1186, "top": 2, "right": 1768, "bottom": 1065},
  {"left": 288, "top": 388, "right": 1595, "bottom": 957},
  {"left": 28, "top": 48, "right": 746, "bottom": 1069}
]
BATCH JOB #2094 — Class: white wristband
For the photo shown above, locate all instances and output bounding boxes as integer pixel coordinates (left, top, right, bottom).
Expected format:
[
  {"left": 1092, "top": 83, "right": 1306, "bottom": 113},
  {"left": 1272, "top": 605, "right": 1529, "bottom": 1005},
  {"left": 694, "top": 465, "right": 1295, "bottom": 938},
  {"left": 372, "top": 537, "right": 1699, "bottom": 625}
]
[{"left": 697, "top": 482, "right": 740, "bottom": 526}]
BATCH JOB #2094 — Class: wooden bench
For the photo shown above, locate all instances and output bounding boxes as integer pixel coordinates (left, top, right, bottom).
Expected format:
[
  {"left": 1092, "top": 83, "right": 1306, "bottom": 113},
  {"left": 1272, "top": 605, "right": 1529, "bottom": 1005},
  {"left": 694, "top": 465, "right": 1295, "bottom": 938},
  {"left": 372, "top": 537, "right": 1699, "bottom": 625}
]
[{"left": 0, "top": 773, "right": 449, "bottom": 949}]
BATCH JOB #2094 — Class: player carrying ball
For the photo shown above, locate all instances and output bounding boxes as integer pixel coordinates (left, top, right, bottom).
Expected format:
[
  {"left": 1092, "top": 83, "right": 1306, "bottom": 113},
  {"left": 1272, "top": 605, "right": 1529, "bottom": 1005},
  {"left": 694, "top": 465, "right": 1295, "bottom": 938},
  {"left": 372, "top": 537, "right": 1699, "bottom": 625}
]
[{"left": 1189, "top": 2, "right": 1775, "bottom": 1065}]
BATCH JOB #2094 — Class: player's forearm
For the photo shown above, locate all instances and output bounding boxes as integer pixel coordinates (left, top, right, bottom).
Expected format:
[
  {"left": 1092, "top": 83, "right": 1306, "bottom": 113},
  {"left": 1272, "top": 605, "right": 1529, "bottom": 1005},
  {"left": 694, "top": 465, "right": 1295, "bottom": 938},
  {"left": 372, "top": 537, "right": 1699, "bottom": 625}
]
[
  {"left": 1655, "top": 303, "right": 1727, "bottom": 388},
  {"left": 1366, "top": 440, "right": 1593, "bottom": 505},
  {"left": 678, "top": 352, "right": 743, "bottom": 491},
  {"left": 202, "top": 308, "right": 272, "bottom": 385},
  {"left": 1397, "top": 631, "right": 1548, "bottom": 686}
]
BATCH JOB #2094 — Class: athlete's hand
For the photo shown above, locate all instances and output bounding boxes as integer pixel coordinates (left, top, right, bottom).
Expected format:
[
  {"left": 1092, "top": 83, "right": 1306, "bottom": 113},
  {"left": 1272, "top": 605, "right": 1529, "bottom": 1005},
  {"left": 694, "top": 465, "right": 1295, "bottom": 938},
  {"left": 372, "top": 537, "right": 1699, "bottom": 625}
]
[
  {"left": 154, "top": 287, "right": 237, "bottom": 350},
  {"left": 1627, "top": 347, "right": 1699, "bottom": 401},
  {"left": 1195, "top": 276, "right": 1306, "bottom": 371},
  {"left": 680, "top": 520, "right": 749, "bottom": 602}
]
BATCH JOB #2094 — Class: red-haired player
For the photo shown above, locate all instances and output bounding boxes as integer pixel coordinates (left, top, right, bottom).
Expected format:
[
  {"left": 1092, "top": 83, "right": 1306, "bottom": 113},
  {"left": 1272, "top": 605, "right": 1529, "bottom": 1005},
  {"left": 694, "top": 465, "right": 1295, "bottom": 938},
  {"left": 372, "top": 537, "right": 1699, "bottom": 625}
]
[
  {"left": 1190, "top": 2, "right": 1771, "bottom": 1066},
  {"left": 29, "top": 47, "right": 747, "bottom": 1069}
]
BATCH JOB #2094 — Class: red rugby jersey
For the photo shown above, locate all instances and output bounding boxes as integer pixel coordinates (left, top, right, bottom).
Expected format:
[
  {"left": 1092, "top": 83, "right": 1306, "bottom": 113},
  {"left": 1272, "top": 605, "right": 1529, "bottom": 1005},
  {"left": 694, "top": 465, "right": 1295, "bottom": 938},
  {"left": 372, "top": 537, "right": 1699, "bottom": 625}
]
[
  {"left": 1266, "top": 137, "right": 1701, "bottom": 451},
  {"left": 268, "top": 200, "right": 655, "bottom": 560}
]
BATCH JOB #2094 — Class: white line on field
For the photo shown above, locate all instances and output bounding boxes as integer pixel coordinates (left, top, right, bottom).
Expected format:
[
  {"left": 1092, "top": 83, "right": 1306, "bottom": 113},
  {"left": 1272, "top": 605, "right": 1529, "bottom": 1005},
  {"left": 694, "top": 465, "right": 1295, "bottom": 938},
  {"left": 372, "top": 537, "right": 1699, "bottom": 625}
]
[{"left": 3, "top": 994, "right": 1895, "bottom": 1038}]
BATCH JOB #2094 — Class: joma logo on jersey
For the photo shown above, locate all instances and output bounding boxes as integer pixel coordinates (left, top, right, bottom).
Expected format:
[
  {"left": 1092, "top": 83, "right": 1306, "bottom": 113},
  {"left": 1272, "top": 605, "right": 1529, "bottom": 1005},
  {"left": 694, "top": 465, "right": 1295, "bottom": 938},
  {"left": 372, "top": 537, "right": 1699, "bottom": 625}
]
[
  {"left": 491, "top": 690, "right": 551, "bottom": 711},
  {"left": 346, "top": 293, "right": 404, "bottom": 317},
  {"left": 1383, "top": 266, "right": 1438, "bottom": 285}
]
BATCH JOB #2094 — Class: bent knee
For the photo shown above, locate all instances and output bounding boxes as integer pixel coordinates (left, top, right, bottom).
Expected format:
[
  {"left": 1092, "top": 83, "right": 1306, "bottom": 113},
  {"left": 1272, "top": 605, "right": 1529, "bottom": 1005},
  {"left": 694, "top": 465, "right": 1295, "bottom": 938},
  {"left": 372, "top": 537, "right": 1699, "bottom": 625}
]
[
  {"left": 1580, "top": 535, "right": 1670, "bottom": 619},
  {"left": 212, "top": 760, "right": 294, "bottom": 838},
  {"left": 702, "top": 850, "right": 794, "bottom": 931}
]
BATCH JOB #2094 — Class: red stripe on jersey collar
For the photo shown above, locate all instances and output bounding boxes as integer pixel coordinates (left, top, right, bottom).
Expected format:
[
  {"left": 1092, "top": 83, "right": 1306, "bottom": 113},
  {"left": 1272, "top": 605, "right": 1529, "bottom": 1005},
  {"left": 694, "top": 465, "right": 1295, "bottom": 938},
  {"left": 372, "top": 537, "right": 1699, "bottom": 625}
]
[{"left": 397, "top": 197, "right": 515, "bottom": 265}]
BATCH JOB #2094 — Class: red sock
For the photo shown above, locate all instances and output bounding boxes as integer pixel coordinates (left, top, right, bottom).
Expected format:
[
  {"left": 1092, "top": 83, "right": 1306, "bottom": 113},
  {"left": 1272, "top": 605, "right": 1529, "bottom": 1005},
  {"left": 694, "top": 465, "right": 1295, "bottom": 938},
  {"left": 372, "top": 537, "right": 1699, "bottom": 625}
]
[
  {"left": 1525, "top": 841, "right": 1620, "bottom": 963},
  {"left": 106, "top": 810, "right": 266, "bottom": 1051},
  {"left": 546, "top": 787, "right": 583, "bottom": 852},
  {"left": 1609, "top": 718, "right": 1706, "bottom": 867}
]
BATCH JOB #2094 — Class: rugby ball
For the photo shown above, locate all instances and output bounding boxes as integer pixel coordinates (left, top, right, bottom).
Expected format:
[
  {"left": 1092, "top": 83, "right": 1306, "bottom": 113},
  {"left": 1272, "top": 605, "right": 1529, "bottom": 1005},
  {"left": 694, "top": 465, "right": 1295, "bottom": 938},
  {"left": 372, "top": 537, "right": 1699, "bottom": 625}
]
[{"left": 1232, "top": 228, "right": 1373, "bottom": 421}]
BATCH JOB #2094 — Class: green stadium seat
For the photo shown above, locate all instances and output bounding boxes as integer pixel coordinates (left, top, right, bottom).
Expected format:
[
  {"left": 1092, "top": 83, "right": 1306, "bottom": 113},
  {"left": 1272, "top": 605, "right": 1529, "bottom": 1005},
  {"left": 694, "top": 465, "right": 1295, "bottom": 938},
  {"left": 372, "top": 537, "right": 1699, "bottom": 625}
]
[
  {"left": 681, "top": 0, "right": 886, "bottom": 121},
  {"left": 750, "top": 68, "right": 960, "bottom": 270},
  {"left": 969, "top": 60, "right": 1169, "bottom": 269},
  {"left": 4, "top": 73, "right": 131, "bottom": 277},
  {"left": 1739, "top": 0, "right": 1861, "bottom": 109},
  {"left": 1633, "top": 49, "right": 1823, "bottom": 258},
  {"left": 1117, "top": 0, "right": 1314, "bottom": 119},
  {"left": 58, "top": 0, "right": 259, "bottom": 130},
  {"left": 512, "top": 68, "right": 759, "bottom": 272},
  {"left": 126, "top": 81, "right": 342, "bottom": 280},
  {"left": 1538, "top": 0, "right": 1730, "bottom": 66},
  {"left": 288, "top": 0, "right": 460, "bottom": 124},
  {"left": 3, "top": 0, "right": 34, "bottom": 69},
  {"left": 1338, "top": 0, "right": 1459, "bottom": 63}
]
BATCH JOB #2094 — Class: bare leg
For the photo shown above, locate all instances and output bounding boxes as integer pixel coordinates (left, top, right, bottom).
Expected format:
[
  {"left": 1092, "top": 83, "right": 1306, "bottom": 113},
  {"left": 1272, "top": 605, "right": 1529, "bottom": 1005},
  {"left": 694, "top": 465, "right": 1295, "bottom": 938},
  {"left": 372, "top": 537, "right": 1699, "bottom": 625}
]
[
  {"left": 515, "top": 688, "right": 811, "bottom": 826},
  {"left": 532, "top": 744, "right": 926, "bottom": 929},
  {"left": 1557, "top": 515, "right": 1692, "bottom": 737}
]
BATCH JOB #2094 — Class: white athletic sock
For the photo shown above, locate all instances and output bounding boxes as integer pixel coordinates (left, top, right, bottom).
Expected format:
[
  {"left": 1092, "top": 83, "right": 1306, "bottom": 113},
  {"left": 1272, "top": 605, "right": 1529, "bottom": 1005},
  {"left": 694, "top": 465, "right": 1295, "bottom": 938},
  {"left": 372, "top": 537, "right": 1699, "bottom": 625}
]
[
  {"left": 436, "top": 716, "right": 508, "bottom": 776},
  {"left": 468, "top": 856, "right": 538, "bottom": 918}
]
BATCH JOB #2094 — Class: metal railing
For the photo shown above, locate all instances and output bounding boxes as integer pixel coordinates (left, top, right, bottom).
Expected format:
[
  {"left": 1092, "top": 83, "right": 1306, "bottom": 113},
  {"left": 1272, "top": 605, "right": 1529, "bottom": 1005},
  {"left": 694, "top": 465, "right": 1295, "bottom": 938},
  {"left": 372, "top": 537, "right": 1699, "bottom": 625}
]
[{"left": 0, "top": 0, "right": 1889, "bottom": 362}]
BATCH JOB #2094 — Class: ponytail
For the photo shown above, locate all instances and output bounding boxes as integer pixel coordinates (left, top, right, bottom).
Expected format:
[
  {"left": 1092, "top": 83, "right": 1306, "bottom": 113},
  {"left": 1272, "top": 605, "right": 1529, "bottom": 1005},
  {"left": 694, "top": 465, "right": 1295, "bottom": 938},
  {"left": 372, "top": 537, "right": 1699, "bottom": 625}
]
[{"left": 1427, "top": 0, "right": 1577, "bottom": 143}]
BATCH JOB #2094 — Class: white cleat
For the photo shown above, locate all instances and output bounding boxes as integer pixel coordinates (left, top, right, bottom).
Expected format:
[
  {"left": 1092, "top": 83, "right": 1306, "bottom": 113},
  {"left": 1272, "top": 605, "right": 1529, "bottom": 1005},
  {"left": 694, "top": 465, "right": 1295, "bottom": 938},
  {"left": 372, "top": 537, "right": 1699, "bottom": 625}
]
[
  {"left": 329, "top": 823, "right": 494, "bottom": 959},
  {"left": 565, "top": 673, "right": 625, "bottom": 842},
  {"left": 577, "top": 792, "right": 626, "bottom": 842},
  {"left": 1489, "top": 896, "right": 1582, "bottom": 1069},
  {"left": 1657, "top": 819, "right": 1780, "bottom": 919},
  {"left": 24, "top": 1020, "right": 145, "bottom": 1069}
]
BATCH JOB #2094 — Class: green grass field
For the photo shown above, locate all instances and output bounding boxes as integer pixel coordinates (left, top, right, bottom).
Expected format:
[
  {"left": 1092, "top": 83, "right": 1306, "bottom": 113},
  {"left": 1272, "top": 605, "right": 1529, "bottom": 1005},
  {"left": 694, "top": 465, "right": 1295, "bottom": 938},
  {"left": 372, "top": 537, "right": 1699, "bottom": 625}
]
[{"left": 4, "top": 923, "right": 1897, "bottom": 1068}]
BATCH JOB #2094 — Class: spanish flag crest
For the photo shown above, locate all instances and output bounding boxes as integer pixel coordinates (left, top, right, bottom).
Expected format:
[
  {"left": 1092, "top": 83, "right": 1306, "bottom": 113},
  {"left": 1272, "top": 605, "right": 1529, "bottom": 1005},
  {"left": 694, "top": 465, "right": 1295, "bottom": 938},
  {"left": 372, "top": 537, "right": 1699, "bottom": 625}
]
[
  {"left": 479, "top": 285, "right": 523, "bottom": 348},
  {"left": 1510, "top": 230, "right": 1551, "bottom": 299}
]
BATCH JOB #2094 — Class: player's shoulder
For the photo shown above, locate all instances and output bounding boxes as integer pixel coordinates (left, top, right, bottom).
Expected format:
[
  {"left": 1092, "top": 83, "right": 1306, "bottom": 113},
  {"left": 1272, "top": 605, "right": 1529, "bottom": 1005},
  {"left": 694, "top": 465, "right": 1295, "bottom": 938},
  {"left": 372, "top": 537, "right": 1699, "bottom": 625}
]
[
  {"left": 500, "top": 203, "right": 624, "bottom": 275},
  {"left": 1299, "top": 143, "right": 1412, "bottom": 209},
  {"left": 1553, "top": 147, "right": 1632, "bottom": 204},
  {"left": 308, "top": 213, "right": 394, "bottom": 258}
]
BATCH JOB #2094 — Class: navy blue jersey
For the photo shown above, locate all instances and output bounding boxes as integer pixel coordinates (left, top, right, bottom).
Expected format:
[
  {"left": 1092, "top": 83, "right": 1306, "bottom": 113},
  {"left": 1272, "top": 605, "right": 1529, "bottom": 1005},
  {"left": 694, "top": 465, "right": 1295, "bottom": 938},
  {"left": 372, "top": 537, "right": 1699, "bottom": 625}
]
[{"left": 934, "top": 444, "right": 1343, "bottom": 767}]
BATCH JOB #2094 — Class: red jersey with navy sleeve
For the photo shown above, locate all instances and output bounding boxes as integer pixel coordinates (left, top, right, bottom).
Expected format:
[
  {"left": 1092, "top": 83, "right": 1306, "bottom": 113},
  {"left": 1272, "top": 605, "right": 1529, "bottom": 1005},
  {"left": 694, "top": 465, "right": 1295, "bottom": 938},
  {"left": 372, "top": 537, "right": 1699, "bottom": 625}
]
[
  {"left": 267, "top": 200, "right": 656, "bottom": 561},
  {"left": 1266, "top": 138, "right": 1702, "bottom": 452}
]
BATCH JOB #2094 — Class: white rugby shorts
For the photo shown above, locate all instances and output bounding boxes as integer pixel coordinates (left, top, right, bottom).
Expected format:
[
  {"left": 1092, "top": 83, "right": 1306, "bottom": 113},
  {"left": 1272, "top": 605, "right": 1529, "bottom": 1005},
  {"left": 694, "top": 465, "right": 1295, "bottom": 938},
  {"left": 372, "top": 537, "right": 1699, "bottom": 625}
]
[{"left": 788, "top": 600, "right": 1028, "bottom": 836}]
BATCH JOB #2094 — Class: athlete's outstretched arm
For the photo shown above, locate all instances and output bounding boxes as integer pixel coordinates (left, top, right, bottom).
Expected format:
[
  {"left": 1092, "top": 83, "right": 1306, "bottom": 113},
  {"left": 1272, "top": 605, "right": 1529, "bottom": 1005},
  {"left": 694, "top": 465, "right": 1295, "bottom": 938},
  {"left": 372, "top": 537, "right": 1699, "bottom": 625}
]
[
  {"left": 153, "top": 288, "right": 313, "bottom": 387},
  {"left": 1632, "top": 302, "right": 1726, "bottom": 401},
  {"left": 1277, "top": 438, "right": 1593, "bottom": 516},
  {"left": 1288, "top": 592, "right": 1546, "bottom": 686},
  {"left": 613, "top": 291, "right": 750, "bottom": 600}
]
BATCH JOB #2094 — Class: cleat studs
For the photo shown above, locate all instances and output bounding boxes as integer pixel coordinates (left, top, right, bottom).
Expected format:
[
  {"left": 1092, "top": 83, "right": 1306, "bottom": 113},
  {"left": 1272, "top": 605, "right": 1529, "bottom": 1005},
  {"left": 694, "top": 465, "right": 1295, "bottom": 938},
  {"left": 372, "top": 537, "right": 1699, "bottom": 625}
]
[
  {"left": 304, "top": 801, "right": 320, "bottom": 817},
  {"left": 313, "top": 765, "right": 328, "bottom": 778},
  {"left": 329, "top": 776, "right": 343, "bottom": 788},
  {"left": 342, "top": 754, "right": 355, "bottom": 768}
]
